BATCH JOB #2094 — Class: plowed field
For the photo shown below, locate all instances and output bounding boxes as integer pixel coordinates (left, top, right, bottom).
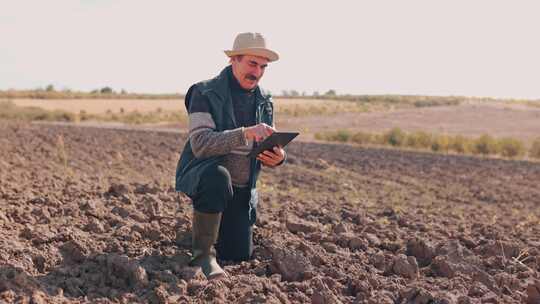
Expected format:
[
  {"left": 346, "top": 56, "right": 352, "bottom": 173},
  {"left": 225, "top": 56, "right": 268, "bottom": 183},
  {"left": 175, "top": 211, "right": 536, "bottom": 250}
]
[{"left": 1, "top": 122, "right": 539, "bottom": 303}]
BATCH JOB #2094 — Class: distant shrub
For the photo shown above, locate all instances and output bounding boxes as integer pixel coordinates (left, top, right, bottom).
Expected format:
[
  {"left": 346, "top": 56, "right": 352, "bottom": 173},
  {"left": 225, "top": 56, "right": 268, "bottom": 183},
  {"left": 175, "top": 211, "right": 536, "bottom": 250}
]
[
  {"left": 276, "top": 102, "right": 366, "bottom": 117},
  {"left": 472, "top": 134, "right": 499, "bottom": 155},
  {"left": 431, "top": 135, "right": 450, "bottom": 153},
  {"left": 385, "top": 127, "right": 406, "bottom": 147},
  {"left": 324, "top": 89, "right": 337, "bottom": 96},
  {"left": 100, "top": 87, "right": 114, "bottom": 94},
  {"left": 123, "top": 111, "right": 145, "bottom": 124},
  {"left": 498, "top": 137, "right": 526, "bottom": 158},
  {"left": 79, "top": 110, "right": 89, "bottom": 121},
  {"left": 315, "top": 130, "right": 351, "bottom": 142},
  {"left": 55, "top": 111, "right": 77, "bottom": 122},
  {"left": 449, "top": 135, "right": 471, "bottom": 154},
  {"left": 414, "top": 99, "right": 460, "bottom": 108},
  {"left": 351, "top": 131, "right": 373, "bottom": 145},
  {"left": 529, "top": 138, "right": 540, "bottom": 159},
  {"left": 406, "top": 131, "right": 432, "bottom": 149},
  {"left": 334, "top": 130, "right": 351, "bottom": 142},
  {"left": 371, "top": 133, "right": 386, "bottom": 145}
]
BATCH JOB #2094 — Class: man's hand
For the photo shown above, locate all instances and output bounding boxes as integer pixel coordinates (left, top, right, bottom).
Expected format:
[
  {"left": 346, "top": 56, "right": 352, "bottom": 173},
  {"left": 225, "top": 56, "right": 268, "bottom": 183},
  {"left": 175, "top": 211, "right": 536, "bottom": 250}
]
[
  {"left": 257, "top": 146, "right": 285, "bottom": 167},
  {"left": 244, "top": 123, "right": 275, "bottom": 142}
]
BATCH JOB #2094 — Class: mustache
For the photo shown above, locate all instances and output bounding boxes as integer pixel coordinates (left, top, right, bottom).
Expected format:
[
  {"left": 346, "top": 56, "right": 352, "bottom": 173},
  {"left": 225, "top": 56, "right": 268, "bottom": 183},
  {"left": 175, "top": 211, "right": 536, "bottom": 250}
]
[{"left": 245, "top": 74, "right": 258, "bottom": 81}]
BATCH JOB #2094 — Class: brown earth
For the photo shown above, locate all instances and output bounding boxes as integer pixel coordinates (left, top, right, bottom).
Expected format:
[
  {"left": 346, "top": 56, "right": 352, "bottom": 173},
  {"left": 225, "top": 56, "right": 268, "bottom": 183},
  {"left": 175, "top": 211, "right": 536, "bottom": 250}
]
[{"left": 1, "top": 121, "right": 539, "bottom": 303}]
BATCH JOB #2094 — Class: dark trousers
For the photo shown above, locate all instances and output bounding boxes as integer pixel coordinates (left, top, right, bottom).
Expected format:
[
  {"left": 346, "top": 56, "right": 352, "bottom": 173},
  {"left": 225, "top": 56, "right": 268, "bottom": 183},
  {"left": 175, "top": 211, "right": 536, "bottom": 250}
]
[{"left": 192, "top": 164, "right": 256, "bottom": 261}]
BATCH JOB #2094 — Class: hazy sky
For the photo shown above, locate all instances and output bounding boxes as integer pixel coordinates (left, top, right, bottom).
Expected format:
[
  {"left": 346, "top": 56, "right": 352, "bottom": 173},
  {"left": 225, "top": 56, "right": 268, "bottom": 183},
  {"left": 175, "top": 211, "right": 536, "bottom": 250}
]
[{"left": 2, "top": 0, "right": 540, "bottom": 99}]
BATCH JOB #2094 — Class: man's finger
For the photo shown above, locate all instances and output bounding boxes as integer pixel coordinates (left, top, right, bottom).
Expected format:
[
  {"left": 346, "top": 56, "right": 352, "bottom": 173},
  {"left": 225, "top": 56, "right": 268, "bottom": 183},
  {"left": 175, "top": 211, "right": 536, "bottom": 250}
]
[
  {"left": 262, "top": 150, "right": 274, "bottom": 156},
  {"left": 257, "top": 156, "right": 274, "bottom": 165},
  {"left": 258, "top": 153, "right": 274, "bottom": 162},
  {"left": 267, "top": 148, "right": 283, "bottom": 157},
  {"left": 262, "top": 151, "right": 279, "bottom": 160},
  {"left": 259, "top": 153, "right": 273, "bottom": 161},
  {"left": 272, "top": 146, "right": 283, "bottom": 156}
]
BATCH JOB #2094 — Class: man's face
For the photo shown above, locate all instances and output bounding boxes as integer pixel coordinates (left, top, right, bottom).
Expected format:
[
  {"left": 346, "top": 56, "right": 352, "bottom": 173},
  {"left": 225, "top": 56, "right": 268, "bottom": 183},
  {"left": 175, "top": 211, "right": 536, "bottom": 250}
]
[{"left": 231, "top": 55, "right": 269, "bottom": 90}]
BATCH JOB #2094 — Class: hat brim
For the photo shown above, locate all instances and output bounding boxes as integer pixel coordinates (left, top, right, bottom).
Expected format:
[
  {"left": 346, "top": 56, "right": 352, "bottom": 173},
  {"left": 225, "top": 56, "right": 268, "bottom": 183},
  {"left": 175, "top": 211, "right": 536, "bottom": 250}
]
[{"left": 224, "top": 47, "right": 279, "bottom": 62}]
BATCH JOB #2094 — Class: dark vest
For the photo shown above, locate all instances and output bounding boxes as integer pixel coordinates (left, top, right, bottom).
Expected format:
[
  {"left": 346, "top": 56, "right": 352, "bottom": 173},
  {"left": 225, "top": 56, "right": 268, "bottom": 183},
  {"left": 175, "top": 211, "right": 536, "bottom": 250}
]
[{"left": 175, "top": 66, "right": 274, "bottom": 209}]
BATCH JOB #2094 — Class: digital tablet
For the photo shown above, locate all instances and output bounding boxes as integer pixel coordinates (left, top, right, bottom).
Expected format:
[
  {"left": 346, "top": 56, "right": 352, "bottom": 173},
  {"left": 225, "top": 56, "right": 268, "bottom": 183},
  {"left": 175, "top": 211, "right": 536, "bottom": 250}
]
[{"left": 247, "top": 132, "right": 299, "bottom": 158}]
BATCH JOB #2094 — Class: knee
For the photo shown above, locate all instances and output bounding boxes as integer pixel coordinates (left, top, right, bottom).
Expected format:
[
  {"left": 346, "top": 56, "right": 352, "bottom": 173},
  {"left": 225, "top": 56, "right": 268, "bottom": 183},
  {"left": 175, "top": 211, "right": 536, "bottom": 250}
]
[
  {"left": 201, "top": 165, "right": 233, "bottom": 199},
  {"left": 193, "top": 165, "right": 233, "bottom": 213}
]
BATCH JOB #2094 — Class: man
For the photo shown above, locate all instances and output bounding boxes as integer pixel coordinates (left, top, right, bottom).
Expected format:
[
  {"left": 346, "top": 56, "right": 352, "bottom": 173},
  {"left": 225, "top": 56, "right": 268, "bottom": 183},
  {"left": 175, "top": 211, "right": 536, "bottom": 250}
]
[{"left": 175, "top": 32, "right": 286, "bottom": 279}]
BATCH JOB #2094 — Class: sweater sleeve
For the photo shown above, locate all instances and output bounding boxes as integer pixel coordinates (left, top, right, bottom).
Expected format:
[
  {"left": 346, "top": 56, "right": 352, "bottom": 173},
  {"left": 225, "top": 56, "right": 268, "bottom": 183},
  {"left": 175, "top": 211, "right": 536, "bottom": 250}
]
[{"left": 187, "top": 87, "right": 248, "bottom": 158}]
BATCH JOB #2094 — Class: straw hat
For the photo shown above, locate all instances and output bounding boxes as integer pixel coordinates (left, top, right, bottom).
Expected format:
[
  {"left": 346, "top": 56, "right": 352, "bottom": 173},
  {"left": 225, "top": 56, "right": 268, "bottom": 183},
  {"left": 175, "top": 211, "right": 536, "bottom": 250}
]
[{"left": 224, "top": 32, "right": 279, "bottom": 62}]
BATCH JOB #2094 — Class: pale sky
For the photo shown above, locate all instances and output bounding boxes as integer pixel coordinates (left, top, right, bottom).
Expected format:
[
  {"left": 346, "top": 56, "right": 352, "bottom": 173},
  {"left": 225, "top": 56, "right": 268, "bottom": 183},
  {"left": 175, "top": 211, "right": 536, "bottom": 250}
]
[{"left": 2, "top": 0, "right": 540, "bottom": 99}]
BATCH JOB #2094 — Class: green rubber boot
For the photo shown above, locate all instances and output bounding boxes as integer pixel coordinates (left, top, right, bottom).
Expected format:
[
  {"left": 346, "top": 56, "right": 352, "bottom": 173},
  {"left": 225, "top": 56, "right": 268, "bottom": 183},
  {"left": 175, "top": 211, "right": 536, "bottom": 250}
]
[{"left": 189, "top": 210, "right": 227, "bottom": 280}]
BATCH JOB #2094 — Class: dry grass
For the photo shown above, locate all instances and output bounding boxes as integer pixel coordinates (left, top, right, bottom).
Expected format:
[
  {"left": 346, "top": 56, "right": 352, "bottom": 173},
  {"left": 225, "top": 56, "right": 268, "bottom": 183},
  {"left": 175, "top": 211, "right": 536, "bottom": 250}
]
[
  {"left": 11, "top": 99, "right": 185, "bottom": 114},
  {"left": 0, "top": 100, "right": 77, "bottom": 122},
  {"left": 282, "top": 94, "right": 464, "bottom": 106},
  {"left": 509, "top": 100, "right": 540, "bottom": 108},
  {"left": 315, "top": 128, "right": 534, "bottom": 159},
  {"left": 8, "top": 94, "right": 468, "bottom": 119},
  {"left": 0, "top": 89, "right": 181, "bottom": 100},
  {"left": 292, "top": 94, "right": 540, "bottom": 109},
  {"left": 530, "top": 138, "right": 540, "bottom": 159},
  {"left": 499, "top": 138, "right": 526, "bottom": 158},
  {"left": 276, "top": 101, "right": 371, "bottom": 117},
  {"left": 8, "top": 97, "right": 398, "bottom": 121},
  {"left": 78, "top": 109, "right": 188, "bottom": 125},
  {"left": 55, "top": 134, "right": 74, "bottom": 178},
  {"left": 0, "top": 100, "right": 187, "bottom": 125},
  {"left": 472, "top": 134, "right": 499, "bottom": 155},
  {"left": 10, "top": 94, "right": 539, "bottom": 123},
  {"left": 275, "top": 95, "right": 464, "bottom": 117}
]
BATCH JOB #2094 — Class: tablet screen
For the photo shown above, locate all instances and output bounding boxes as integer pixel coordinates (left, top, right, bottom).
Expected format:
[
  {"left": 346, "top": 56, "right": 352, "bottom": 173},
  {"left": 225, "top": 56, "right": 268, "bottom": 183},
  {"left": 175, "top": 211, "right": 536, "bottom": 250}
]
[{"left": 247, "top": 132, "right": 299, "bottom": 158}]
